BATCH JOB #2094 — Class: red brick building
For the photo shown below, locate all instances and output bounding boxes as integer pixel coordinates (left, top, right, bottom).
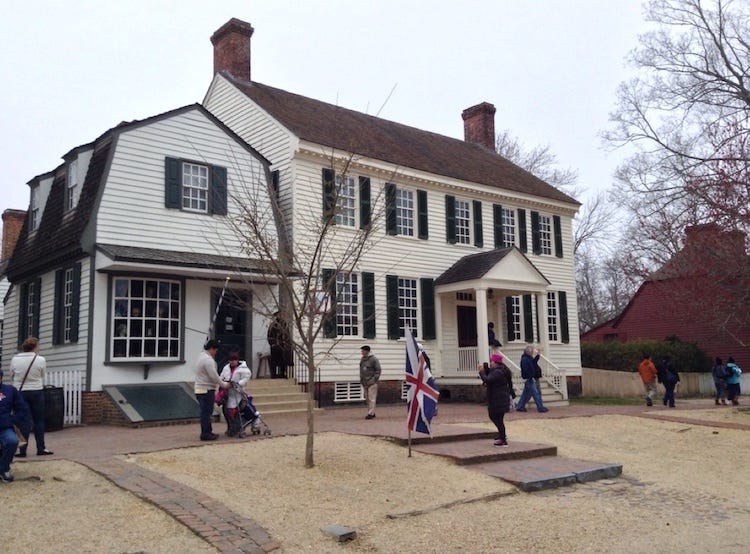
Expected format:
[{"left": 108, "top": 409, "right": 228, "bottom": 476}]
[{"left": 582, "top": 224, "right": 750, "bottom": 370}]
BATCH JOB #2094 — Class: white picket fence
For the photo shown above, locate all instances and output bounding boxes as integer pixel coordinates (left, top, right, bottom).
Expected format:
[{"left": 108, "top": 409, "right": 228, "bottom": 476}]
[{"left": 46, "top": 368, "right": 85, "bottom": 426}]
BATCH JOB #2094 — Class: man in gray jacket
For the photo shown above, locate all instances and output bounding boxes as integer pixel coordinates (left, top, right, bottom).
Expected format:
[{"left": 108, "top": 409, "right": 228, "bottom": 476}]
[
  {"left": 359, "top": 346, "right": 382, "bottom": 419},
  {"left": 194, "top": 340, "right": 229, "bottom": 441}
]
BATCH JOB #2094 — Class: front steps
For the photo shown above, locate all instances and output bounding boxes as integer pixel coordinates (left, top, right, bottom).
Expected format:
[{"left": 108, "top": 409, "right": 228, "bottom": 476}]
[{"left": 248, "top": 378, "right": 319, "bottom": 415}]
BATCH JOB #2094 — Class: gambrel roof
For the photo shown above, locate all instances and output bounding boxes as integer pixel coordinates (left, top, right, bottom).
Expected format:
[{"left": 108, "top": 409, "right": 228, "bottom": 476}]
[{"left": 223, "top": 73, "right": 579, "bottom": 206}]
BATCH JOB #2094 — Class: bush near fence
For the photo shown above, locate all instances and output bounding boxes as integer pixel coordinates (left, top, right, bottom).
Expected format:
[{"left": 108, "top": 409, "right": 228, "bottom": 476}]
[{"left": 581, "top": 337, "right": 711, "bottom": 374}]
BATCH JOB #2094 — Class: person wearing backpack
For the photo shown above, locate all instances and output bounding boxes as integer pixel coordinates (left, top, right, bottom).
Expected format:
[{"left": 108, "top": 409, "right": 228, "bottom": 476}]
[
  {"left": 711, "top": 357, "right": 729, "bottom": 405},
  {"left": 725, "top": 357, "right": 743, "bottom": 406},
  {"left": 657, "top": 356, "right": 680, "bottom": 408}
]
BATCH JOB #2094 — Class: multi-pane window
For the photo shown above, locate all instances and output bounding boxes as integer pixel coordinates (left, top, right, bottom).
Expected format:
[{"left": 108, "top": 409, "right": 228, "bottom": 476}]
[
  {"left": 30, "top": 186, "right": 39, "bottom": 231},
  {"left": 182, "top": 162, "right": 209, "bottom": 212},
  {"left": 396, "top": 188, "right": 414, "bottom": 236},
  {"left": 67, "top": 159, "right": 79, "bottom": 211},
  {"left": 547, "top": 292, "right": 559, "bottom": 341},
  {"left": 25, "top": 281, "right": 37, "bottom": 339},
  {"left": 112, "top": 278, "right": 181, "bottom": 359},
  {"left": 336, "top": 272, "right": 359, "bottom": 336},
  {"left": 335, "top": 175, "right": 356, "bottom": 227},
  {"left": 502, "top": 208, "right": 516, "bottom": 247},
  {"left": 539, "top": 214, "right": 552, "bottom": 255},
  {"left": 455, "top": 199, "right": 471, "bottom": 245},
  {"left": 398, "top": 277, "right": 418, "bottom": 337},
  {"left": 63, "top": 268, "right": 74, "bottom": 342},
  {"left": 509, "top": 296, "right": 522, "bottom": 341}
]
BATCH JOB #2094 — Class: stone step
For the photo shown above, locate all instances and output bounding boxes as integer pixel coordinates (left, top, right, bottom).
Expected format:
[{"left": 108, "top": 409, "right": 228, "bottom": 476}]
[
  {"left": 468, "top": 456, "right": 623, "bottom": 492},
  {"left": 411, "top": 438, "right": 557, "bottom": 465},
  {"left": 253, "top": 399, "right": 309, "bottom": 412}
]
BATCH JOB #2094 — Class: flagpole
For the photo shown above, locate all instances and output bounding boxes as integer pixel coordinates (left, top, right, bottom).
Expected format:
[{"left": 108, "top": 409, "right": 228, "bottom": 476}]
[
  {"left": 408, "top": 429, "right": 412, "bottom": 457},
  {"left": 208, "top": 275, "right": 231, "bottom": 341}
]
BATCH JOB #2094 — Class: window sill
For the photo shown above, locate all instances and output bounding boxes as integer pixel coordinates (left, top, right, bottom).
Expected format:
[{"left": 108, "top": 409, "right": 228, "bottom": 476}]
[{"left": 104, "top": 359, "right": 185, "bottom": 366}]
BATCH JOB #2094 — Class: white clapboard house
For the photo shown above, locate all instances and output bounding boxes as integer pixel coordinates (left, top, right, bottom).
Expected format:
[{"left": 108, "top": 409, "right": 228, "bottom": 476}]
[
  {"left": 203, "top": 19, "right": 582, "bottom": 405},
  {"left": 2, "top": 104, "right": 279, "bottom": 424}
]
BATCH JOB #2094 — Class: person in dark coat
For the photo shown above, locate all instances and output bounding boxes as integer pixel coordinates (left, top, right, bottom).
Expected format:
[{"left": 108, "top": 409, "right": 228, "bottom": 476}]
[
  {"left": 267, "top": 312, "right": 290, "bottom": 379},
  {"left": 478, "top": 353, "right": 514, "bottom": 447},
  {"left": 657, "top": 356, "right": 680, "bottom": 408},
  {"left": 0, "top": 369, "right": 29, "bottom": 482}
]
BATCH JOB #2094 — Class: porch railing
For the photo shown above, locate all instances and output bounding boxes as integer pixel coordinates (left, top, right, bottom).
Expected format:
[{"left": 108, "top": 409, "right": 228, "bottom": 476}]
[{"left": 46, "top": 368, "right": 85, "bottom": 426}]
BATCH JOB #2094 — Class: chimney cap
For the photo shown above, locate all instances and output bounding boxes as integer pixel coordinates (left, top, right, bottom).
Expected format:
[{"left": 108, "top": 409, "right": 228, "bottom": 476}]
[
  {"left": 462, "top": 102, "right": 496, "bottom": 121},
  {"left": 211, "top": 18, "right": 254, "bottom": 45}
]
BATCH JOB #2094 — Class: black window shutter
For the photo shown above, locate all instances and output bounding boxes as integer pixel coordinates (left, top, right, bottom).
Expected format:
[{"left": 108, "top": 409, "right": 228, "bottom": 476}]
[
  {"left": 322, "top": 168, "right": 335, "bottom": 221},
  {"left": 420, "top": 278, "right": 436, "bottom": 340},
  {"left": 473, "top": 200, "right": 483, "bottom": 247},
  {"left": 523, "top": 294, "right": 534, "bottom": 342},
  {"left": 417, "top": 190, "right": 429, "bottom": 240},
  {"left": 445, "top": 195, "right": 456, "bottom": 244},
  {"left": 32, "top": 277, "right": 41, "bottom": 338},
  {"left": 322, "top": 268, "right": 337, "bottom": 338},
  {"left": 559, "top": 291, "right": 570, "bottom": 343},
  {"left": 505, "top": 297, "right": 515, "bottom": 342},
  {"left": 271, "top": 170, "right": 280, "bottom": 198},
  {"left": 531, "top": 211, "right": 541, "bottom": 255},
  {"left": 165, "top": 157, "right": 182, "bottom": 209},
  {"left": 70, "top": 263, "right": 81, "bottom": 343},
  {"left": 53, "top": 270, "right": 63, "bottom": 345},
  {"left": 518, "top": 209, "right": 527, "bottom": 253},
  {"left": 209, "top": 165, "right": 228, "bottom": 216},
  {"left": 493, "top": 204, "right": 503, "bottom": 248},
  {"left": 385, "top": 183, "right": 397, "bottom": 235},
  {"left": 386, "top": 275, "right": 400, "bottom": 339},
  {"left": 362, "top": 272, "right": 376, "bottom": 339},
  {"left": 359, "top": 177, "right": 371, "bottom": 229},
  {"left": 18, "top": 283, "right": 28, "bottom": 348},
  {"left": 553, "top": 215, "right": 564, "bottom": 258}
]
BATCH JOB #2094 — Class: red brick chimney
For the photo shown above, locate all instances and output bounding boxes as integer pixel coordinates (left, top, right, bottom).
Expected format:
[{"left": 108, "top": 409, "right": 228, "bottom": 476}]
[
  {"left": 2, "top": 209, "right": 27, "bottom": 262},
  {"left": 462, "top": 102, "right": 496, "bottom": 150},
  {"left": 211, "top": 18, "right": 255, "bottom": 82}
]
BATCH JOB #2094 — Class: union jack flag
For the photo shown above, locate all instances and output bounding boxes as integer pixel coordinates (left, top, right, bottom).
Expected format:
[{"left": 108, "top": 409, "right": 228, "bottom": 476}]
[{"left": 405, "top": 330, "right": 439, "bottom": 436}]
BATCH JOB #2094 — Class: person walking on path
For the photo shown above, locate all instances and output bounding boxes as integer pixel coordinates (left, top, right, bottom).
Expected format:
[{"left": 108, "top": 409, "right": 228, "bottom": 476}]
[
  {"left": 638, "top": 353, "right": 658, "bottom": 407},
  {"left": 657, "top": 356, "right": 680, "bottom": 408},
  {"left": 359, "top": 345, "right": 381, "bottom": 419},
  {"left": 194, "top": 340, "right": 230, "bottom": 441},
  {"left": 712, "top": 357, "right": 729, "bottom": 405},
  {"left": 478, "top": 353, "right": 514, "bottom": 447},
  {"left": 725, "top": 357, "right": 743, "bottom": 406},
  {"left": 0, "top": 369, "right": 29, "bottom": 482},
  {"left": 515, "top": 345, "right": 548, "bottom": 413},
  {"left": 10, "top": 337, "right": 53, "bottom": 457}
]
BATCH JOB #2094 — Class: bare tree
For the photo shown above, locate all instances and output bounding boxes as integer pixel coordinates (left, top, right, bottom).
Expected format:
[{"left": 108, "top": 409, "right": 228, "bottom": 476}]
[{"left": 225, "top": 153, "right": 387, "bottom": 468}]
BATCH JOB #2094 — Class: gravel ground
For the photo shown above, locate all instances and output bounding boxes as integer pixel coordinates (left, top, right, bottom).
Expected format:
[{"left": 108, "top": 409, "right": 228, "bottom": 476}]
[{"left": 3, "top": 410, "right": 749, "bottom": 553}]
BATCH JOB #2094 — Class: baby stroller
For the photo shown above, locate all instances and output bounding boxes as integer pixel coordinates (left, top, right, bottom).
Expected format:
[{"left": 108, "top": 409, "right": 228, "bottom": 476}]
[{"left": 224, "top": 381, "right": 271, "bottom": 437}]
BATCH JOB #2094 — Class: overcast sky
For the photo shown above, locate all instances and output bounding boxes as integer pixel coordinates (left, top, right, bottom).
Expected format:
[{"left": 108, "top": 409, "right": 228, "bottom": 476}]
[{"left": 0, "top": 0, "right": 648, "bottom": 220}]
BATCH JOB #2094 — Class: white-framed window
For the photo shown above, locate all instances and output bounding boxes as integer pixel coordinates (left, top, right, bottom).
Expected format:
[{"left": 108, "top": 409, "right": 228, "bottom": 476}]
[
  {"left": 335, "top": 175, "right": 356, "bottom": 227},
  {"left": 182, "top": 162, "right": 209, "bottom": 213},
  {"left": 111, "top": 277, "right": 181, "bottom": 360},
  {"left": 336, "top": 272, "right": 359, "bottom": 336},
  {"left": 63, "top": 267, "right": 74, "bottom": 343},
  {"left": 67, "top": 159, "right": 79, "bottom": 211},
  {"left": 455, "top": 199, "right": 471, "bottom": 245},
  {"left": 502, "top": 208, "right": 516, "bottom": 247},
  {"left": 30, "top": 186, "right": 39, "bottom": 231},
  {"left": 396, "top": 188, "right": 414, "bottom": 236},
  {"left": 539, "top": 214, "right": 553, "bottom": 255},
  {"left": 398, "top": 277, "right": 418, "bottom": 337},
  {"left": 509, "top": 296, "right": 522, "bottom": 341},
  {"left": 547, "top": 291, "right": 559, "bottom": 341}
]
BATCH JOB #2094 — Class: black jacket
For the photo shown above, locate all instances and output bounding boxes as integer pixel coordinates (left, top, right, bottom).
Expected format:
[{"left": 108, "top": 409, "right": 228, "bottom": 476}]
[{"left": 480, "top": 363, "right": 513, "bottom": 413}]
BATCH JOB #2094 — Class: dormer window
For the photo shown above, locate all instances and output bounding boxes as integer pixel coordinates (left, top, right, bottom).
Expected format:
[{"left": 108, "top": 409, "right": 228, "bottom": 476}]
[
  {"left": 30, "top": 185, "right": 39, "bottom": 231},
  {"left": 66, "top": 159, "right": 79, "bottom": 211}
]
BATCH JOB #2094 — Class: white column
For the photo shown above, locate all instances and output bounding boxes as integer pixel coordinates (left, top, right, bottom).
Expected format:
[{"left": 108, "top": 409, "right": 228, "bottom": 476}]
[
  {"left": 435, "top": 292, "right": 443, "bottom": 377},
  {"left": 476, "top": 288, "right": 489, "bottom": 364},
  {"left": 536, "top": 291, "right": 550, "bottom": 355}
]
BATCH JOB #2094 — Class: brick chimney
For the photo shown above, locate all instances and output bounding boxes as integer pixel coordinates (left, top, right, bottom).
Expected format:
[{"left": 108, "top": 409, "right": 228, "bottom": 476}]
[
  {"left": 462, "top": 102, "right": 496, "bottom": 150},
  {"left": 2, "top": 209, "right": 26, "bottom": 262},
  {"left": 211, "top": 18, "right": 255, "bottom": 82}
]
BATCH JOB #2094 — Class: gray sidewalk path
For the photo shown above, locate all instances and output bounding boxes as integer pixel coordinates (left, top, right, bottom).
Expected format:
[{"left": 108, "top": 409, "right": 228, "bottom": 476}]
[{"left": 13, "top": 398, "right": 748, "bottom": 553}]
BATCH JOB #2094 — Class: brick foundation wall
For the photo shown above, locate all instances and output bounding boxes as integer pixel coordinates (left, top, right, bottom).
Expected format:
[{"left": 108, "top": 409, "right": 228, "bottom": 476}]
[
  {"left": 81, "top": 391, "right": 131, "bottom": 426},
  {"left": 303, "top": 380, "right": 406, "bottom": 408}
]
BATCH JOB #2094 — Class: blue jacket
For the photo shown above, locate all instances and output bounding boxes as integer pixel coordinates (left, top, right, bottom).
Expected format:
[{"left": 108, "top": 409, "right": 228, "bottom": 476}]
[
  {"left": 726, "top": 362, "right": 742, "bottom": 385},
  {"left": 520, "top": 352, "right": 540, "bottom": 380},
  {"left": 0, "top": 383, "right": 28, "bottom": 430}
]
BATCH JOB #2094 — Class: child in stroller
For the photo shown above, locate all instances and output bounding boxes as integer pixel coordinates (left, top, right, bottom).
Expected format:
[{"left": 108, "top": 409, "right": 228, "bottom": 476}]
[{"left": 216, "top": 353, "right": 270, "bottom": 437}]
